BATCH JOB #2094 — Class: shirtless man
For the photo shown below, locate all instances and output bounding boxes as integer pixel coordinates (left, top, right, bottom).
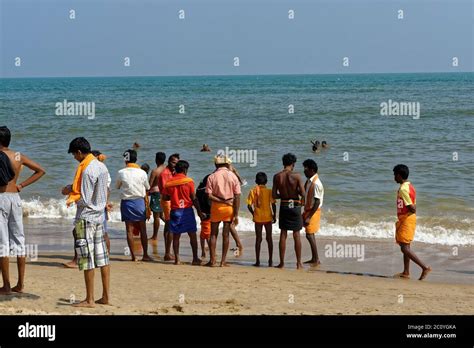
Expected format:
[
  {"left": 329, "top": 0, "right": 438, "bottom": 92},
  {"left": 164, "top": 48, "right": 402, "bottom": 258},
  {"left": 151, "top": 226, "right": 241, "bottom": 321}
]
[
  {"left": 272, "top": 153, "right": 305, "bottom": 269},
  {"left": 148, "top": 152, "right": 166, "bottom": 241},
  {"left": 0, "top": 126, "right": 45, "bottom": 294}
]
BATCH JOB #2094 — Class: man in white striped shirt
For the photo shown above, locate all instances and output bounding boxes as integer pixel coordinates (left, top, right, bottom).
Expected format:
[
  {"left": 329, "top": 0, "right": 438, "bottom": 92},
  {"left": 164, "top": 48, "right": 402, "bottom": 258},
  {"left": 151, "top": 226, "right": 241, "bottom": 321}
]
[{"left": 67, "top": 137, "right": 110, "bottom": 308}]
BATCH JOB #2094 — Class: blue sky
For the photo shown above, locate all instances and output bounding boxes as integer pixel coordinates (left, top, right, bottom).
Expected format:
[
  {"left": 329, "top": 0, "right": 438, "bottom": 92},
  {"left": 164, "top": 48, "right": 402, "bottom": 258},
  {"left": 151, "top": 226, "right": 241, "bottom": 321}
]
[{"left": 1, "top": 0, "right": 472, "bottom": 77}]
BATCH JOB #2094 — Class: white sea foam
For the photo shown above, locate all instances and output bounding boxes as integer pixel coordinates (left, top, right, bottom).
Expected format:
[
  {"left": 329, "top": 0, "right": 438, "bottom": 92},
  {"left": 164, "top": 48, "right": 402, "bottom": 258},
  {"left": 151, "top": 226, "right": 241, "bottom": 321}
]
[{"left": 21, "top": 198, "right": 473, "bottom": 246}]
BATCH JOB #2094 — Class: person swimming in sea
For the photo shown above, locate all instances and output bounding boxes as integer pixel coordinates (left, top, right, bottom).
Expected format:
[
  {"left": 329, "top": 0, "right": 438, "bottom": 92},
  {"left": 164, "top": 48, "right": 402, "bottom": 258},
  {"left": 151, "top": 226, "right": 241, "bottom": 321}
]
[
  {"left": 200, "top": 144, "right": 211, "bottom": 152},
  {"left": 311, "top": 140, "right": 320, "bottom": 152},
  {"left": 321, "top": 141, "right": 329, "bottom": 149}
]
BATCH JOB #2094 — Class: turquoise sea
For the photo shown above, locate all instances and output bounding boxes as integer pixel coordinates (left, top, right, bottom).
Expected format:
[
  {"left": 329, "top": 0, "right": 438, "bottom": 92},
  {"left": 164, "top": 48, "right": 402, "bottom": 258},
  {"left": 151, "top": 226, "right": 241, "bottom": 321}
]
[{"left": 0, "top": 73, "right": 473, "bottom": 245}]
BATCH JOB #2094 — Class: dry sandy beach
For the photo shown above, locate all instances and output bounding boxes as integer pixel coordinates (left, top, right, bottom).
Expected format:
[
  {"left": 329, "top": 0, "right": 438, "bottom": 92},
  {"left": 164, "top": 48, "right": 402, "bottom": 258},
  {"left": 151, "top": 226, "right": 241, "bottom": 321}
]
[{"left": 0, "top": 246, "right": 473, "bottom": 315}]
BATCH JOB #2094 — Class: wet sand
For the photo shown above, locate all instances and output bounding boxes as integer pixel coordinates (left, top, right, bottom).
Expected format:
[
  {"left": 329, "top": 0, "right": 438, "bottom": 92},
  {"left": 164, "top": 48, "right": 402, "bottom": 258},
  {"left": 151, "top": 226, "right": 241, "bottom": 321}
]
[{"left": 0, "top": 224, "right": 473, "bottom": 315}]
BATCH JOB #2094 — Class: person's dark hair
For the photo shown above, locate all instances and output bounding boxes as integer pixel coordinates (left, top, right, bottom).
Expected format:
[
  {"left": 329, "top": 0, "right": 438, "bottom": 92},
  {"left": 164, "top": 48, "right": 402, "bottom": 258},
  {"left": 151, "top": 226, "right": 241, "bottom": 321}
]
[
  {"left": 169, "top": 153, "right": 180, "bottom": 162},
  {"left": 175, "top": 160, "right": 189, "bottom": 174},
  {"left": 321, "top": 141, "right": 327, "bottom": 146},
  {"left": 393, "top": 164, "right": 409, "bottom": 180},
  {"left": 68, "top": 137, "right": 91, "bottom": 154},
  {"left": 141, "top": 163, "right": 150, "bottom": 174},
  {"left": 91, "top": 150, "right": 102, "bottom": 157},
  {"left": 303, "top": 159, "right": 318, "bottom": 173},
  {"left": 0, "top": 126, "right": 11, "bottom": 147},
  {"left": 123, "top": 149, "right": 137, "bottom": 163},
  {"left": 282, "top": 153, "right": 297, "bottom": 166},
  {"left": 155, "top": 152, "right": 166, "bottom": 165},
  {"left": 255, "top": 172, "right": 268, "bottom": 185}
]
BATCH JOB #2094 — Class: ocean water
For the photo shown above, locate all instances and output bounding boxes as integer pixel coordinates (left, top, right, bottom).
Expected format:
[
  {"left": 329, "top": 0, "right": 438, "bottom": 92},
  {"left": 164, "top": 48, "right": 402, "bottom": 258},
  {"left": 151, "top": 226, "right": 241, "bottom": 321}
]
[{"left": 0, "top": 73, "right": 473, "bottom": 246}]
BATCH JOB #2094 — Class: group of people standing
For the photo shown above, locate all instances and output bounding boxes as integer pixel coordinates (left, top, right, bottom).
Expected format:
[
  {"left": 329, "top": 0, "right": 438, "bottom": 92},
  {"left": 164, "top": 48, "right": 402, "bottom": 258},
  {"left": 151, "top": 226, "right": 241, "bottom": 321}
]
[
  {"left": 0, "top": 126, "right": 431, "bottom": 308},
  {"left": 115, "top": 150, "right": 327, "bottom": 270}
]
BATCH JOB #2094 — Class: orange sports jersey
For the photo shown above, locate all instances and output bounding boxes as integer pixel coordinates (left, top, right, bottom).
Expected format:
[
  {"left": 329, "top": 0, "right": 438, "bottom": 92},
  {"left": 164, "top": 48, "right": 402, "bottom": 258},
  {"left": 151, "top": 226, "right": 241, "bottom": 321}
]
[
  {"left": 164, "top": 173, "right": 195, "bottom": 210},
  {"left": 247, "top": 185, "right": 275, "bottom": 223},
  {"left": 397, "top": 181, "right": 416, "bottom": 217}
]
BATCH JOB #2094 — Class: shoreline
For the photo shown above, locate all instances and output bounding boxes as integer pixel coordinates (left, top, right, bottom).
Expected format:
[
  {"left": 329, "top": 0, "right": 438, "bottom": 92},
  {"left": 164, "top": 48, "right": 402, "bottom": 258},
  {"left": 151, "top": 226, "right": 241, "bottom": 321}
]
[
  {"left": 0, "top": 251, "right": 472, "bottom": 315},
  {"left": 19, "top": 220, "right": 474, "bottom": 286}
]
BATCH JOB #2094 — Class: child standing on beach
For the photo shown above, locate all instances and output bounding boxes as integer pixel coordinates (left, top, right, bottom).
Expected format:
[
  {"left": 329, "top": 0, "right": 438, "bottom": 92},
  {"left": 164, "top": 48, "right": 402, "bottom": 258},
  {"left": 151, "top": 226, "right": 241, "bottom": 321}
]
[
  {"left": 247, "top": 172, "right": 276, "bottom": 267},
  {"left": 393, "top": 164, "right": 431, "bottom": 280}
]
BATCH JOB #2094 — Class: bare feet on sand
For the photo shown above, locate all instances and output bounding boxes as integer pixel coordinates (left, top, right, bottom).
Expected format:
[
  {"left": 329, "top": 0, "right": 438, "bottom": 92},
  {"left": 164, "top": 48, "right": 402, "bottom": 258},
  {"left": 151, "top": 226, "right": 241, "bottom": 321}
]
[
  {"left": 63, "top": 261, "right": 78, "bottom": 268},
  {"left": 394, "top": 272, "right": 410, "bottom": 279},
  {"left": 275, "top": 263, "right": 285, "bottom": 269},
  {"left": 304, "top": 259, "right": 320, "bottom": 265},
  {"left": 220, "top": 262, "right": 230, "bottom": 267},
  {"left": 141, "top": 255, "right": 154, "bottom": 262},
  {"left": 253, "top": 262, "right": 260, "bottom": 267},
  {"left": 0, "top": 286, "right": 12, "bottom": 295},
  {"left": 164, "top": 254, "right": 175, "bottom": 261},
  {"left": 192, "top": 259, "right": 202, "bottom": 266},
  {"left": 419, "top": 267, "right": 432, "bottom": 281},
  {"left": 296, "top": 263, "right": 304, "bottom": 270},
  {"left": 205, "top": 261, "right": 217, "bottom": 267},
  {"left": 12, "top": 285, "right": 23, "bottom": 293},
  {"left": 73, "top": 300, "right": 95, "bottom": 308},
  {"left": 95, "top": 298, "right": 111, "bottom": 305}
]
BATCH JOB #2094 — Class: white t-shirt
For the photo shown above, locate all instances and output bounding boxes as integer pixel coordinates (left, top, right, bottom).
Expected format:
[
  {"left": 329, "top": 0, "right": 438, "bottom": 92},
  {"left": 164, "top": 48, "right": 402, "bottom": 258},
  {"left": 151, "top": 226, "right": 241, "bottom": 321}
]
[
  {"left": 305, "top": 174, "right": 324, "bottom": 209},
  {"left": 116, "top": 167, "right": 150, "bottom": 200}
]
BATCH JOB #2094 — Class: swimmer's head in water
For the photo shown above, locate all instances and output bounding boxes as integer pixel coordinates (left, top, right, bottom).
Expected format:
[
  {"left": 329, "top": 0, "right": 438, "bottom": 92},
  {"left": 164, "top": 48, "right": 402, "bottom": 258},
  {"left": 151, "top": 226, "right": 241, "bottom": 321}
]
[
  {"left": 155, "top": 152, "right": 166, "bottom": 165},
  {"left": 255, "top": 172, "right": 268, "bottom": 185},
  {"left": 322, "top": 141, "right": 327, "bottom": 146},
  {"left": 393, "top": 164, "right": 409, "bottom": 183},
  {"left": 0, "top": 126, "right": 11, "bottom": 147},
  {"left": 123, "top": 149, "right": 137, "bottom": 164},
  {"left": 302, "top": 159, "right": 318, "bottom": 178},
  {"left": 282, "top": 153, "right": 297, "bottom": 167}
]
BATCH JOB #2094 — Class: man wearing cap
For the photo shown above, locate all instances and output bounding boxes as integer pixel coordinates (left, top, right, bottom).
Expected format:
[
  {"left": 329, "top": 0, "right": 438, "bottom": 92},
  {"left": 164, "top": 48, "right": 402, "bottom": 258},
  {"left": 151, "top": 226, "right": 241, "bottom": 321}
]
[{"left": 205, "top": 155, "right": 241, "bottom": 267}]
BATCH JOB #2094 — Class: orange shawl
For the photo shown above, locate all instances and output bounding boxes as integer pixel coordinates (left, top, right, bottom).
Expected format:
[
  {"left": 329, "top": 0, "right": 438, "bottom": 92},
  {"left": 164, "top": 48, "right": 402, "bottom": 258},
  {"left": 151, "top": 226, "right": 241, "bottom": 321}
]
[{"left": 66, "top": 153, "right": 96, "bottom": 207}]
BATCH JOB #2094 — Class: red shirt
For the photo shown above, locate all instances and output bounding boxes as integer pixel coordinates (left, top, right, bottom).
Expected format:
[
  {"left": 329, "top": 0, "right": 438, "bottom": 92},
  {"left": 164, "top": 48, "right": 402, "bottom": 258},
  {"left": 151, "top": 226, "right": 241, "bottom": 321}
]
[
  {"left": 158, "top": 166, "right": 174, "bottom": 193},
  {"left": 164, "top": 173, "right": 195, "bottom": 210},
  {"left": 397, "top": 181, "right": 416, "bottom": 217}
]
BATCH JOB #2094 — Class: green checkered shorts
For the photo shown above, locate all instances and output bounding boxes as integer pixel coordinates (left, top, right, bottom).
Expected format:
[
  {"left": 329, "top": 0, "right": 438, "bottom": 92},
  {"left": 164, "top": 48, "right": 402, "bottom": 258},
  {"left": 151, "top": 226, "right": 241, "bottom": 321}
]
[{"left": 75, "top": 219, "right": 109, "bottom": 271}]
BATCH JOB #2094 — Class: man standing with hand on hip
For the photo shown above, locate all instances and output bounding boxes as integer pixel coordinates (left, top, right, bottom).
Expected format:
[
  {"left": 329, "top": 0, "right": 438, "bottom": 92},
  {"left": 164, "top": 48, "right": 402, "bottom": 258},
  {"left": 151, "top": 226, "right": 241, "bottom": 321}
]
[{"left": 0, "top": 126, "right": 45, "bottom": 295}]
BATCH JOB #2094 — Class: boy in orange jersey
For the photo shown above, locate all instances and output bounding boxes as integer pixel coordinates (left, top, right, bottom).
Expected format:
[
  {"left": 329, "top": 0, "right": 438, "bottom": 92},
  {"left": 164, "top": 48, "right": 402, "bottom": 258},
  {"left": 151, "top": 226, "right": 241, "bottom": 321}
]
[
  {"left": 247, "top": 172, "right": 276, "bottom": 267},
  {"left": 393, "top": 164, "right": 431, "bottom": 280}
]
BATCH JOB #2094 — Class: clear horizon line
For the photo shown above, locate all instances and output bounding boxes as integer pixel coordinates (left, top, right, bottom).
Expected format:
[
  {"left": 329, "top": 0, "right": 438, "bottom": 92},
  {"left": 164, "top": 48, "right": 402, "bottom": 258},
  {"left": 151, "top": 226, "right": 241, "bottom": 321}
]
[{"left": 1, "top": 70, "right": 472, "bottom": 80}]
